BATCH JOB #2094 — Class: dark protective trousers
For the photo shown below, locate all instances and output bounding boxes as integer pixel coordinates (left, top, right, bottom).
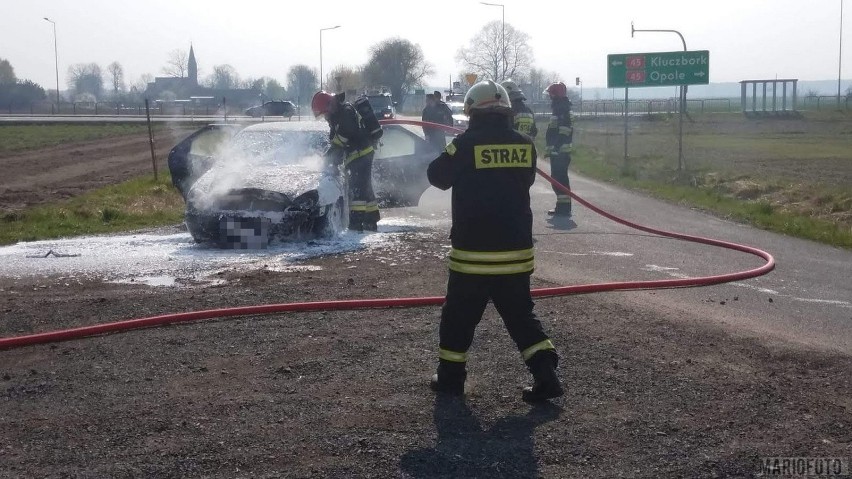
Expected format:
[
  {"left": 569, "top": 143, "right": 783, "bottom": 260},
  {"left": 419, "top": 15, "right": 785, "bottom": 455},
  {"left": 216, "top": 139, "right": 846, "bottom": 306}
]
[
  {"left": 346, "top": 154, "right": 380, "bottom": 230},
  {"left": 439, "top": 271, "right": 552, "bottom": 361},
  {"left": 550, "top": 153, "right": 572, "bottom": 213}
]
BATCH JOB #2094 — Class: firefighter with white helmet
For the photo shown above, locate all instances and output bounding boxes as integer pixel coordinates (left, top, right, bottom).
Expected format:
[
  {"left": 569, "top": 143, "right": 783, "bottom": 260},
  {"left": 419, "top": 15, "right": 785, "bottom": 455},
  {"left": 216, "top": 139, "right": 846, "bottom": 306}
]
[
  {"left": 426, "top": 80, "right": 563, "bottom": 402},
  {"left": 501, "top": 79, "right": 538, "bottom": 138},
  {"left": 543, "top": 81, "right": 574, "bottom": 216},
  {"left": 311, "top": 90, "right": 380, "bottom": 232}
]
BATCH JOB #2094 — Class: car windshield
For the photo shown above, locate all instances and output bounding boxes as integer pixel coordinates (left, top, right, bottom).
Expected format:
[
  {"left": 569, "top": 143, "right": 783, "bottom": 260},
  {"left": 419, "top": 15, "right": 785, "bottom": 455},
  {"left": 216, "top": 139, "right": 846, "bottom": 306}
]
[
  {"left": 225, "top": 130, "right": 329, "bottom": 169},
  {"left": 367, "top": 95, "right": 392, "bottom": 109}
]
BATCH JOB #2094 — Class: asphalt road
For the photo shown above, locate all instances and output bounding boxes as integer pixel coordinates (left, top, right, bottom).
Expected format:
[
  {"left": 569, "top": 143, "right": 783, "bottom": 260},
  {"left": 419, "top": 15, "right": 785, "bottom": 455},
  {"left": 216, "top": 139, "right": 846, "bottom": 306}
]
[{"left": 414, "top": 167, "right": 851, "bottom": 355}]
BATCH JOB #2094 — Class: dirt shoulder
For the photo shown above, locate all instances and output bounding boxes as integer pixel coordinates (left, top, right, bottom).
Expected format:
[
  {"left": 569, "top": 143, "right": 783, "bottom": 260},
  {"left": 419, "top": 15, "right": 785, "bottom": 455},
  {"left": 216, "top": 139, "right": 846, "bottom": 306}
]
[
  {"left": 0, "top": 126, "right": 194, "bottom": 214},
  {"left": 1, "top": 229, "right": 850, "bottom": 478}
]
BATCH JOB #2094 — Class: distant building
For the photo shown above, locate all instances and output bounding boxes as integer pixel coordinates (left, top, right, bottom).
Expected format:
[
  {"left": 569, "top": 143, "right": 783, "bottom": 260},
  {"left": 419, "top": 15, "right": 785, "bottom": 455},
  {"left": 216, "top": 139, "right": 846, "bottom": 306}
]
[{"left": 144, "top": 45, "right": 261, "bottom": 109}]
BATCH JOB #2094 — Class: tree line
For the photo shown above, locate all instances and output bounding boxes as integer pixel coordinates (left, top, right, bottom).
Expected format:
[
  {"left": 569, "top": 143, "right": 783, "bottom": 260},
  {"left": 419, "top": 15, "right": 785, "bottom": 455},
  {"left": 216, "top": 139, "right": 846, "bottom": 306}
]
[{"left": 2, "top": 21, "right": 569, "bottom": 108}]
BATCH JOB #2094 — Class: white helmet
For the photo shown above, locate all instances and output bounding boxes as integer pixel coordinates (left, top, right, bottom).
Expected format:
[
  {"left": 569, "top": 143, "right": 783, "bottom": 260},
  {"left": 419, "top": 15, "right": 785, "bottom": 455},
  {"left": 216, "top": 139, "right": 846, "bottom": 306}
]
[
  {"left": 464, "top": 80, "right": 513, "bottom": 116},
  {"left": 500, "top": 79, "right": 525, "bottom": 101}
]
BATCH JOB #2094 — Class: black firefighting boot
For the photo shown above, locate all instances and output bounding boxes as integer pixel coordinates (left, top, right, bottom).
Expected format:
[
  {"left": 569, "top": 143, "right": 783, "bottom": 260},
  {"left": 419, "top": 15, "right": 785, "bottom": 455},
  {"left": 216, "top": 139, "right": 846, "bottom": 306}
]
[
  {"left": 546, "top": 203, "right": 572, "bottom": 217},
  {"left": 430, "top": 360, "right": 466, "bottom": 396},
  {"left": 362, "top": 209, "right": 379, "bottom": 232},
  {"left": 522, "top": 351, "right": 564, "bottom": 402},
  {"left": 348, "top": 211, "right": 364, "bottom": 232}
]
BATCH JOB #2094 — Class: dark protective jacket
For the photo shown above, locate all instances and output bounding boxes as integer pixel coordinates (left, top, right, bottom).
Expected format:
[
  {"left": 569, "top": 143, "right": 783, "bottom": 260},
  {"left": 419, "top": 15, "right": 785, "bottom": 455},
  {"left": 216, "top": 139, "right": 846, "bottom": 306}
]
[
  {"left": 326, "top": 94, "right": 374, "bottom": 166},
  {"left": 422, "top": 100, "right": 453, "bottom": 126},
  {"left": 510, "top": 99, "right": 538, "bottom": 138},
  {"left": 544, "top": 96, "right": 573, "bottom": 157},
  {"left": 427, "top": 113, "right": 537, "bottom": 275}
]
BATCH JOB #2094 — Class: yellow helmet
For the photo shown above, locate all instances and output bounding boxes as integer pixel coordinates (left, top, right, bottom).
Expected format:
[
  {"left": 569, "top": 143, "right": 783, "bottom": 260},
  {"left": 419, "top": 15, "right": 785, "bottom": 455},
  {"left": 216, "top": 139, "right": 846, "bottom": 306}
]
[
  {"left": 500, "top": 79, "right": 525, "bottom": 101},
  {"left": 464, "top": 80, "right": 513, "bottom": 116}
]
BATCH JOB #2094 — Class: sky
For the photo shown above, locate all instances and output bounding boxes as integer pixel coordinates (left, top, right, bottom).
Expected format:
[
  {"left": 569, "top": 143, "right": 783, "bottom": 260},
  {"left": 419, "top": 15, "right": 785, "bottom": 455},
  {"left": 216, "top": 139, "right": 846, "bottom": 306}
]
[{"left": 1, "top": 0, "right": 849, "bottom": 93}]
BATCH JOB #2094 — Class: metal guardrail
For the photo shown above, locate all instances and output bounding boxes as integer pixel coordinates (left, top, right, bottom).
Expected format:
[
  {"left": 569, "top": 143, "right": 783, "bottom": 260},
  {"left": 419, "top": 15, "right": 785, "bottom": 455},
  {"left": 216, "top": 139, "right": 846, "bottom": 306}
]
[{"left": 3, "top": 95, "right": 850, "bottom": 117}]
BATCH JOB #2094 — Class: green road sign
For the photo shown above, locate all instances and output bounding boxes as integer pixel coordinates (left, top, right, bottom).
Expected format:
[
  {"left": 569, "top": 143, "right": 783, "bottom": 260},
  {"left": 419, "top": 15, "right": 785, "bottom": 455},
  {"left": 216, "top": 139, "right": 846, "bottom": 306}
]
[{"left": 607, "top": 50, "right": 709, "bottom": 88}]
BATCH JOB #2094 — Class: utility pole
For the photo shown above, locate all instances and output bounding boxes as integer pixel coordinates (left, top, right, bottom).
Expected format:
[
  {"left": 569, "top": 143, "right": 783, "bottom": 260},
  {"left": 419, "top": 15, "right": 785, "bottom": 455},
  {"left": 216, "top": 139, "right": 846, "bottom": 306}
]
[
  {"left": 481, "top": 2, "right": 505, "bottom": 80},
  {"left": 43, "top": 17, "right": 60, "bottom": 108},
  {"left": 319, "top": 25, "right": 341, "bottom": 91}
]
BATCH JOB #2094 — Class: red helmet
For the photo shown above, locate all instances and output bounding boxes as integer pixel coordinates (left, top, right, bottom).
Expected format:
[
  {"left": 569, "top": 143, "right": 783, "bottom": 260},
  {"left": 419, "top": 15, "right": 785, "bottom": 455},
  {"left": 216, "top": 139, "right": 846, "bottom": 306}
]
[
  {"left": 311, "top": 91, "right": 335, "bottom": 117},
  {"left": 544, "top": 82, "right": 568, "bottom": 98}
]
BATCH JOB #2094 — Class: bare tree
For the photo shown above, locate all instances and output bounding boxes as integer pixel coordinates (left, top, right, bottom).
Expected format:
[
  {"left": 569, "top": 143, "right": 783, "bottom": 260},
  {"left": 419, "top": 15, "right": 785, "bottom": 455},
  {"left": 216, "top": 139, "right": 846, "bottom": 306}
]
[
  {"left": 107, "top": 61, "right": 125, "bottom": 95},
  {"left": 162, "top": 49, "right": 189, "bottom": 78},
  {"left": 241, "top": 77, "right": 265, "bottom": 91},
  {"left": 129, "top": 73, "right": 153, "bottom": 101},
  {"left": 326, "top": 65, "right": 362, "bottom": 94},
  {"left": 456, "top": 21, "right": 534, "bottom": 82},
  {"left": 206, "top": 64, "right": 240, "bottom": 90},
  {"left": 286, "top": 65, "right": 318, "bottom": 107},
  {"left": 528, "top": 68, "right": 562, "bottom": 102},
  {"left": 66, "top": 63, "right": 104, "bottom": 99},
  {"left": 362, "top": 38, "right": 433, "bottom": 108}
]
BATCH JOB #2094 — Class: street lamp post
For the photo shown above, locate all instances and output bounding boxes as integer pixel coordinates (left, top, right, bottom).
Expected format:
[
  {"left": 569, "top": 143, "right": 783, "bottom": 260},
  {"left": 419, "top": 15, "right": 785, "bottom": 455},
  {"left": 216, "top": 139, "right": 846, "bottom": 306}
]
[
  {"left": 576, "top": 77, "right": 583, "bottom": 113},
  {"left": 480, "top": 2, "right": 505, "bottom": 80},
  {"left": 839, "top": 0, "right": 845, "bottom": 108},
  {"left": 631, "top": 21, "right": 688, "bottom": 170},
  {"left": 43, "top": 17, "right": 60, "bottom": 108},
  {"left": 319, "top": 25, "right": 341, "bottom": 91}
]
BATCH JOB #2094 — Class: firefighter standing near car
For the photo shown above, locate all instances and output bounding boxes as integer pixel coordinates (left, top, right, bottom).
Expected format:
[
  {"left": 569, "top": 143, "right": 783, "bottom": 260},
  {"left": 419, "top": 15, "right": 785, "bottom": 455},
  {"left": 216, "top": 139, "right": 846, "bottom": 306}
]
[
  {"left": 500, "top": 80, "right": 538, "bottom": 138},
  {"left": 422, "top": 91, "right": 454, "bottom": 151},
  {"left": 311, "top": 90, "right": 380, "bottom": 232},
  {"left": 543, "top": 81, "right": 574, "bottom": 217},
  {"left": 426, "top": 80, "right": 563, "bottom": 402}
]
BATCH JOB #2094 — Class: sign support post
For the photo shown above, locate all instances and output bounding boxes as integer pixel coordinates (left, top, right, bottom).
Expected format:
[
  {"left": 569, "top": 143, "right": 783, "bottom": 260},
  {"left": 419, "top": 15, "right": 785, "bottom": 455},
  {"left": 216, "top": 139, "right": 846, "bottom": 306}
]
[{"left": 607, "top": 49, "right": 709, "bottom": 171}]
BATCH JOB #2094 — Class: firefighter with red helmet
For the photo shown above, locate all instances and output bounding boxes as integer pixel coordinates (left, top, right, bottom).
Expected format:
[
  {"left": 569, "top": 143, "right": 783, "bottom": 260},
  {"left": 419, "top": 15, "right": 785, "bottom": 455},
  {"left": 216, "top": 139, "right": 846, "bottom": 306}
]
[
  {"left": 311, "top": 90, "right": 380, "bottom": 232},
  {"left": 501, "top": 79, "right": 538, "bottom": 138},
  {"left": 543, "top": 81, "right": 574, "bottom": 216},
  {"left": 427, "top": 80, "right": 563, "bottom": 402}
]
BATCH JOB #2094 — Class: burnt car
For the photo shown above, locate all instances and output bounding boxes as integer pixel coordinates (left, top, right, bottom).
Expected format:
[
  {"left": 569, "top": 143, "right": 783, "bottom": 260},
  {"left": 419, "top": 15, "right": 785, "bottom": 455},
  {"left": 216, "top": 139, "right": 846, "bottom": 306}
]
[
  {"left": 245, "top": 100, "right": 296, "bottom": 118},
  {"left": 168, "top": 120, "right": 447, "bottom": 248}
]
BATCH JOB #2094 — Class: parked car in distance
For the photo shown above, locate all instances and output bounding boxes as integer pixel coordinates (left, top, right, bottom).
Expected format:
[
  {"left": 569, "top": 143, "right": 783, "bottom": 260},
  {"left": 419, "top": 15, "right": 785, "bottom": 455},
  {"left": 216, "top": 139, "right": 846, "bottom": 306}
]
[
  {"left": 245, "top": 100, "right": 296, "bottom": 119},
  {"left": 447, "top": 101, "right": 469, "bottom": 129},
  {"left": 366, "top": 93, "right": 396, "bottom": 119}
]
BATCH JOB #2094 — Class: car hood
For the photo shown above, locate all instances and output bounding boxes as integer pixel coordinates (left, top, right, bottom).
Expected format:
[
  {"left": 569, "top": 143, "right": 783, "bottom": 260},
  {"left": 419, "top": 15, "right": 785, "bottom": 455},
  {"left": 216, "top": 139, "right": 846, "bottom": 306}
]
[{"left": 188, "top": 160, "right": 340, "bottom": 211}]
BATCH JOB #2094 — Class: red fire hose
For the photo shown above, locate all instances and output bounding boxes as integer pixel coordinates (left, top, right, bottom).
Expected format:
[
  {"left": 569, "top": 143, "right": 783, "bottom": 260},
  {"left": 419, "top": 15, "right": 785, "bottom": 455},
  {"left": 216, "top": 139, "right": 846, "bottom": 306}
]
[{"left": 0, "top": 120, "right": 774, "bottom": 350}]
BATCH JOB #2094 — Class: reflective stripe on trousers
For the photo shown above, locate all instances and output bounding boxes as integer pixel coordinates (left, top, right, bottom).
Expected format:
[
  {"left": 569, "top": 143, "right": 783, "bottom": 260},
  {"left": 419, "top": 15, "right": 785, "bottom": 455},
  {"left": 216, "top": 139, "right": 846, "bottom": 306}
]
[{"left": 448, "top": 247, "right": 534, "bottom": 275}]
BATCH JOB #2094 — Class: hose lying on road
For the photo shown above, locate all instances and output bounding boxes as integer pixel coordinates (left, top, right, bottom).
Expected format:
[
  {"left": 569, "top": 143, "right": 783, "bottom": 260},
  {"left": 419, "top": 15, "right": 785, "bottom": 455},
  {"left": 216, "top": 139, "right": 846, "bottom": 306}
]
[{"left": 0, "top": 120, "right": 775, "bottom": 350}]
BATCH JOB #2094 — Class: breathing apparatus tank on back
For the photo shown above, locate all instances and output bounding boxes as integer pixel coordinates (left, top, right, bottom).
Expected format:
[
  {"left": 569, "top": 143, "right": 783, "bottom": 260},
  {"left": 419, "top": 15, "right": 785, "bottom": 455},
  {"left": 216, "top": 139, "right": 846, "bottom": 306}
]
[{"left": 353, "top": 95, "right": 383, "bottom": 144}]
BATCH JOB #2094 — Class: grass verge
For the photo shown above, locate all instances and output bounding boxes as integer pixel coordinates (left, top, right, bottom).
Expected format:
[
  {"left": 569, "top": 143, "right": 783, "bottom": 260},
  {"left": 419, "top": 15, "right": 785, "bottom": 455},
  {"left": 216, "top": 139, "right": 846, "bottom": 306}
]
[
  {"left": 0, "top": 174, "right": 184, "bottom": 246},
  {"left": 565, "top": 145, "right": 852, "bottom": 249}
]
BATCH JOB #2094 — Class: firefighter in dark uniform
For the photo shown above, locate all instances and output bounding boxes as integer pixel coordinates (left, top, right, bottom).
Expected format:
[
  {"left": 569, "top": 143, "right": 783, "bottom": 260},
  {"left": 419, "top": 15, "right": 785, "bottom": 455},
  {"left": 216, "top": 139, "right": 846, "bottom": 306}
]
[
  {"left": 543, "top": 81, "right": 574, "bottom": 216},
  {"left": 501, "top": 79, "right": 538, "bottom": 138},
  {"left": 311, "top": 91, "right": 380, "bottom": 232},
  {"left": 427, "top": 80, "right": 563, "bottom": 402},
  {"left": 422, "top": 91, "right": 454, "bottom": 151}
]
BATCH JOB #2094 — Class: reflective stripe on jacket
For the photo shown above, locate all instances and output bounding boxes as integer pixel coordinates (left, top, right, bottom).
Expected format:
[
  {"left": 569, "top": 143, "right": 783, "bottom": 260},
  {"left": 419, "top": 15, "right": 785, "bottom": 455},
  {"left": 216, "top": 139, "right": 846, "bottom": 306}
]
[
  {"left": 510, "top": 99, "right": 538, "bottom": 138},
  {"left": 326, "top": 101, "right": 373, "bottom": 166}
]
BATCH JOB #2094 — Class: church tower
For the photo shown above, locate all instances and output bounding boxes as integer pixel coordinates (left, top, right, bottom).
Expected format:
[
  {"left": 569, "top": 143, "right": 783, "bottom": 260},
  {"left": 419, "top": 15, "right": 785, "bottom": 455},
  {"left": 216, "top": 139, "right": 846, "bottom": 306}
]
[{"left": 188, "top": 44, "right": 198, "bottom": 85}]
